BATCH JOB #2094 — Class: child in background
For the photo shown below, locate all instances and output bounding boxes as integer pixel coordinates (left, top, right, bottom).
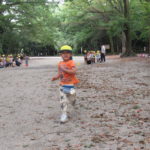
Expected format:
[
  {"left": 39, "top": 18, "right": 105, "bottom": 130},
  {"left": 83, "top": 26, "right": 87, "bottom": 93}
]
[
  {"left": 25, "top": 55, "right": 29, "bottom": 67},
  {"left": 6, "top": 55, "right": 11, "bottom": 67},
  {"left": 91, "top": 51, "right": 95, "bottom": 64},
  {"left": 52, "top": 45, "right": 79, "bottom": 123},
  {"left": 84, "top": 50, "right": 87, "bottom": 63},
  {"left": 9, "top": 55, "right": 13, "bottom": 66},
  {"left": 96, "top": 50, "right": 101, "bottom": 63},
  {"left": 0, "top": 55, "right": 4, "bottom": 68},
  {"left": 18, "top": 55, "right": 21, "bottom": 64}
]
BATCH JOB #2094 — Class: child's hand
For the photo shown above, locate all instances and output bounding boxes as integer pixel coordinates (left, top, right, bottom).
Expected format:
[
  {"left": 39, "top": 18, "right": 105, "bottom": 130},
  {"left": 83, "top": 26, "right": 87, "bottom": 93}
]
[{"left": 51, "top": 77, "right": 57, "bottom": 81}]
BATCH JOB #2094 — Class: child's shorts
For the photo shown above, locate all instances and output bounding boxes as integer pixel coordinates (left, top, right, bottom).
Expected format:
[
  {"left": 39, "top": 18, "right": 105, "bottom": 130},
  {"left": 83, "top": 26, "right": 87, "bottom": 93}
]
[{"left": 60, "top": 85, "right": 76, "bottom": 95}]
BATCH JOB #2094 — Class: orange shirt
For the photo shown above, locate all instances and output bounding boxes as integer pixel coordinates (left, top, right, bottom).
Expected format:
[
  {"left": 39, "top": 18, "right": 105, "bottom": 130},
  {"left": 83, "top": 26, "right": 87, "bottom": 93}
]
[{"left": 58, "top": 60, "right": 79, "bottom": 85}]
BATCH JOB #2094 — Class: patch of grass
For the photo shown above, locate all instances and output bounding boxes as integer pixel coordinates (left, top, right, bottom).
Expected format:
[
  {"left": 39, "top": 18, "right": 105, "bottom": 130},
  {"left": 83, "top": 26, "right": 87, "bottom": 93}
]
[
  {"left": 84, "top": 144, "right": 95, "bottom": 148},
  {"left": 22, "top": 145, "right": 29, "bottom": 148},
  {"left": 132, "top": 105, "right": 140, "bottom": 109},
  {"left": 65, "top": 139, "right": 71, "bottom": 142}
]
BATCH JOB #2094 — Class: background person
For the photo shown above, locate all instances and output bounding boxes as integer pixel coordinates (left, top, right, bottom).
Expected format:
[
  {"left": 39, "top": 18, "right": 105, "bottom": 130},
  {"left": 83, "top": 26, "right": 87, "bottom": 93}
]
[
  {"left": 25, "top": 55, "right": 29, "bottom": 67},
  {"left": 101, "top": 45, "right": 106, "bottom": 62}
]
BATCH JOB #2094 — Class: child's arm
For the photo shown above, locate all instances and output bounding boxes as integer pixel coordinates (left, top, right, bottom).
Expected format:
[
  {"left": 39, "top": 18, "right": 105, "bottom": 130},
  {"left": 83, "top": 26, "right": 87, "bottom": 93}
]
[
  {"left": 51, "top": 66, "right": 61, "bottom": 81},
  {"left": 51, "top": 74, "right": 60, "bottom": 81},
  {"left": 60, "top": 65, "right": 77, "bottom": 74}
]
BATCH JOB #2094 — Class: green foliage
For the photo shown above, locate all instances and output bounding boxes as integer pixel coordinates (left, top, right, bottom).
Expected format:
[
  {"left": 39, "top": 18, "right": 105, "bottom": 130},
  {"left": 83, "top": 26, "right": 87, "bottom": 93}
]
[
  {"left": 130, "top": 0, "right": 149, "bottom": 40},
  {"left": 0, "top": 48, "right": 3, "bottom": 54},
  {"left": 0, "top": 0, "right": 149, "bottom": 55},
  {"left": 0, "top": 0, "right": 58, "bottom": 55}
]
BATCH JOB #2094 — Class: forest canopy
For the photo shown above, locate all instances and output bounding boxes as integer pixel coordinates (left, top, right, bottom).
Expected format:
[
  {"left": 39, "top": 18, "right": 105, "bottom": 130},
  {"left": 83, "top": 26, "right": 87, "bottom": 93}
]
[{"left": 0, "top": 0, "right": 150, "bottom": 56}]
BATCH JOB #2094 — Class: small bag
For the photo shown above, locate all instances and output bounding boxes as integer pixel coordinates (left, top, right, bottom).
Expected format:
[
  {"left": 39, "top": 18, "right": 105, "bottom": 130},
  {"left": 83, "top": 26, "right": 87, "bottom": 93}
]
[{"left": 61, "top": 85, "right": 75, "bottom": 94}]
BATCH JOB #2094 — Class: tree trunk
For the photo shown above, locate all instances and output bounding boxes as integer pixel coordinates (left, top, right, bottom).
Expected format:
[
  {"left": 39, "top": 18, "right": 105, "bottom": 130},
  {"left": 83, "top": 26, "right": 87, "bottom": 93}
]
[
  {"left": 121, "top": 0, "right": 132, "bottom": 57},
  {"left": 124, "top": 25, "right": 132, "bottom": 55},
  {"left": 116, "top": 37, "right": 119, "bottom": 53},
  {"left": 148, "top": 37, "right": 150, "bottom": 55},
  {"left": 121, "top": 31, "right": 126, "bottom": 55},
  {"left": 109, "top": 35, "right": 114, "bottom": 54}
]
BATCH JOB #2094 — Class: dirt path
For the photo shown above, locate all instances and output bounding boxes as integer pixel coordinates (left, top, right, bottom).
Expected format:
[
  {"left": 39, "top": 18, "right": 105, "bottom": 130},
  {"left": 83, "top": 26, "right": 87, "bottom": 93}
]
[{"left": 0, "top": 57, "right": 150, "bottom": 150}]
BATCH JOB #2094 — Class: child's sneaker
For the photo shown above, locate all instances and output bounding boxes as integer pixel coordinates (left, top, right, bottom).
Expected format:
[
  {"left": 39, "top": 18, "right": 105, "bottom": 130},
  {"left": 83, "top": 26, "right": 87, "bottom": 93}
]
[{"left": 60, "top": 113, "right": 68, "bottom": 123}]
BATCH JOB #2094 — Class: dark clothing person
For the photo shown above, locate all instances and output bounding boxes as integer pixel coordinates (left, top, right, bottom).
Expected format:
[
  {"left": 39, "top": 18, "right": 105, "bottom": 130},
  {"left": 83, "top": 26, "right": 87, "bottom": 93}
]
[
  {"left": 15, "top": 60, "right": 21, "bottom": 66},
  {"left": 101, "top": 45, "right": 106, "bottom": 62},
  {"left": 101, "top": 53, "right": 105, "bottom": 62},
  {"left": 87, "top": 60, "right": 92, "bottom": 64},
  {"left": 5, "top": 62, "right": 11, "bottom": 67}
]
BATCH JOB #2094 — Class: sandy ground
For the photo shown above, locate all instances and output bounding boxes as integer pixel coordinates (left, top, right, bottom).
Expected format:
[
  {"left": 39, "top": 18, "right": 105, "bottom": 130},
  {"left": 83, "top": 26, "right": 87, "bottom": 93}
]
[{"left": 0, "top": 56, "right": 150, "bottom": 150}]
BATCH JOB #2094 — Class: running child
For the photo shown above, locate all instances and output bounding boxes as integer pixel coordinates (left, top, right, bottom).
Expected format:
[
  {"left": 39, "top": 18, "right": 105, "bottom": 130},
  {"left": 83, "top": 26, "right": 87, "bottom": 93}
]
[{"left": 51, "top": 45, "right": 79, "bottom": 123}]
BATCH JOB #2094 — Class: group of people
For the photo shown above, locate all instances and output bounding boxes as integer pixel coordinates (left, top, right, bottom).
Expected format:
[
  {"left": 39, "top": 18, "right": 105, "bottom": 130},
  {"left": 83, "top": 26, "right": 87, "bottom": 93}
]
[
  {"left": 84, "top": 45, "right": 106, "bottom": 64},
  {"left": 0, "top": 54, "right": 29, "bottom": 68}
]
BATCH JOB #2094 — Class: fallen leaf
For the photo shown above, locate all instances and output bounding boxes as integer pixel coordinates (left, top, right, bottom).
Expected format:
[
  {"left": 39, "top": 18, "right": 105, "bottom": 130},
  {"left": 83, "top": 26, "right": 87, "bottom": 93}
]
[{"left": 121, "top": 139, "right": 133, "bottom": 145}]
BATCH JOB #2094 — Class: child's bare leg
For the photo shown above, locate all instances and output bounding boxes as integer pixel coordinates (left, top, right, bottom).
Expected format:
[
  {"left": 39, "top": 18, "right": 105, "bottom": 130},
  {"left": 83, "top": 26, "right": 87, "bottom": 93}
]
[
  {"left": 67, "top": 93, "right": 76, "bottom": 106},
  {"left": 59, "top": 88, "right": 68, "bottom": 115}
]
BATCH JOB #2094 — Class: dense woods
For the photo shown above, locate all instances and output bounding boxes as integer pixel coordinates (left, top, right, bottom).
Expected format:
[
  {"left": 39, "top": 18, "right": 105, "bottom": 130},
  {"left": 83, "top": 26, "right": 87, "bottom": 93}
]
[{"left": 0, "top": 0, "right": 150, "bottom": 56}]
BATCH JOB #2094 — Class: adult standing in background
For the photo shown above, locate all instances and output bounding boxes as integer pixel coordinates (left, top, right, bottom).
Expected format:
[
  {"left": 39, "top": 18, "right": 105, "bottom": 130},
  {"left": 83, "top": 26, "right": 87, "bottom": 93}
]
[{"left": 101, "top": 45, "right": 106, "bottom": 62}]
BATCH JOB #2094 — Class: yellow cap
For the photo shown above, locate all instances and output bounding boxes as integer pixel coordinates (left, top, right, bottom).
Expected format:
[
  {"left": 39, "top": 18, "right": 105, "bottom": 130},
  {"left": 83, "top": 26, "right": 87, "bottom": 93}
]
[{"left": 60, "top": 45, "right": 72, "bottom": 52}]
